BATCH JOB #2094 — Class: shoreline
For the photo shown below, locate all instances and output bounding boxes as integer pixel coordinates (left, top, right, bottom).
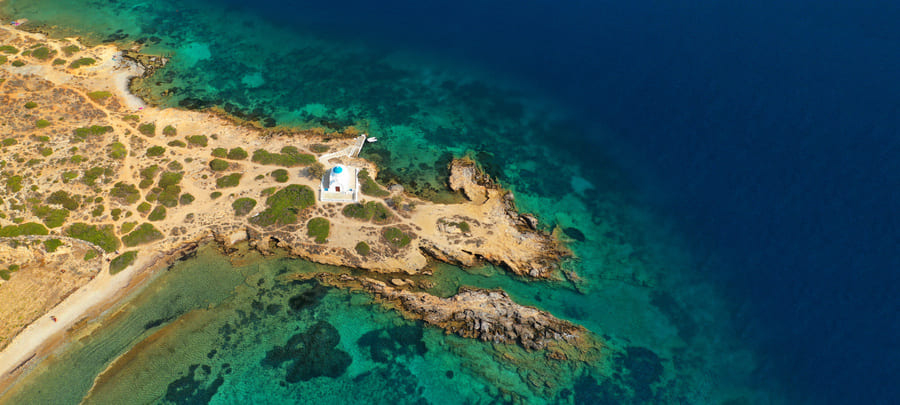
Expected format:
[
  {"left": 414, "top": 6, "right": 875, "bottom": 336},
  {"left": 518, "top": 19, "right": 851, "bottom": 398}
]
[
  {"left": 0, "top": 23, "right": 580, "bottom": 396},
  {"left": 0, "top": 236, "right": 208, "bottom": 394}
]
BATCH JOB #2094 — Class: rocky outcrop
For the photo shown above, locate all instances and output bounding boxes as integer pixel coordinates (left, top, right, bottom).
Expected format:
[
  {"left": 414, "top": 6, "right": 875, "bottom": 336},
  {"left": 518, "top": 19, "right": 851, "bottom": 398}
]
[
  {"left": 307, "top": 274, "right": 585, "bottom": 351},
  {"left": 448, "top": 158, "right": 489, "bottom": 204}
]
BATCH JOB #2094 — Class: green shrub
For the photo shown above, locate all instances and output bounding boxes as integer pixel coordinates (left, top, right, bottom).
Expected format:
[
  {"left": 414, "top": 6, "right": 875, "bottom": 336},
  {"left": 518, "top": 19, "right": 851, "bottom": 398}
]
[
  {"left": 110, "top": 251, "right": 137, "bottom": 274},
  {"left": 210, "top": 191, "right": 222, "bottom": 199},
  {"left": 158, "top": 171, "right": 183, "bottom": 188},
  {"left": 81, "top": 166, "right": 113, "bottom": 186},
  {"left": 43, "top": 238, "right": 63, "bottom": 252},
  {"left": 146, "top": 146, "right": 166, "bottom": 157},
  {"left": 35, "top": 119, "right": 51, "bottom": 128},
  {"left": 0, "top": 270, "right": 9, "bottom": 281},
  {"left": 31, "top": 205, "right": 69, "bottom": 228},
  {"left": 179, "top": 193, "right": 194, "bottom": 205},
  {"left": 138, "top": 122, "right": 156, "bottom": 136},
  {"left": 270, "top": 169, "right": 289, "bottom": 183},
  {"left": 84, "top": 249, "right": 99, "bottom": 261},
  {"left": 74, "top": 125, "right": 112, "bottom": 139},
  {"left": 355, "top": 241, "right": 371, "bottom": 256},
  {"left": 52, "top": 58, "right": 66, "bottom": 66},
  {"left": 39, "top": 147, "right": 53, "bottom": 156},
  {"left": 251, "top": 147, "right": 315, "bottom": 167},
  {"left": 108, "top": 142, "right": 127, "bottom": 159},
  {"left": 359, "top": 169, "right": 389, "bottom": 197},
  {"left": 231, "top": 197, "right": 257, "bottom": 216},
  {"left": 227, "top": 147, "right": 248, "bottom": 160},
  {"left": 0, "top": 222, "right": 49, "bottom": 237},
  {"left": 310, "top": 144, "right": 330, "bottom": 153},
  {"left": 87, "top": 91, "right": 112, "bottom": 101},
  {"left": 209, "top": 158, "right": 229, "bottom": 171},
  {"left": 162, "top": 125, "right": 177, "bottom": 136},
  {"left": 91, "top": 205, "right": 104, "bottom": 217},
  {"left": 148, "top": 205, "right": 166, "bottom": 221},
  {"left": 122, "top": 223, "right": 163, "bottom": 247},
  {"left": 0, "top": 55, "right": 6, "bottom": 65},
  {"left": 47, "top": 190, "right": 79, "bottom": 210},
  {"left": 306, "top": 162, "right": 326, "bottom": 179},
  {"left": 251, "top": 184, "right": 315, "bottom": 227},
  {"left": 11, "top": 60, "right": 25, "bottom": 67},
  {"left": 0, "top": 45, "right": 18, "bottom": 54},
  {"left": 307, "top": 217, "right": 330, "bottom": 243},
  {"left": 137, "top": 202, "right": 151, "bottom": 213},
  {"left": 211, "top": 147, "right": 227, "bottom": 158},
  {"left": 156, "top": 185, "right": 181, "bottom": 208},
  {"left": 62, "top": 45, "right": 80, "bottom": 56},
  {"left": 341, "top": 201, "right": 392, "bottom": 224},
  {"left": 111, "top": 208, "right": 122, "bottom": 221},
  {"left": 31, "top": 46, "right": 51, "bottom": 60},
  {"left": 123, "top": 114, "right": 140, "bottom": 122},
  {"left": 24, "top": 101, "right": 37, "bottom": 109},
  {"left": 66, "top": 223, "right": 119, "bottom": 252},
  {"left": 167, "top": 140, "right": 186, "bottom": 147},
  {"left": 216, "top": 173, "right": 242, "bottom": 188},
  {"left": 2, "top": 138, "right": 17, "bottom": 146},
  {"left": 69, "top": 57, "right": 96, "bottom": 68},
  {"left": 382, "top": 227, "right": 411, "bottom": 248},
  {"left": 6, "top": 175, "right": 23, "bottom": 192},
  {"left": 120, "top": 221, "right": 137, "bottom": 234},
  {"left": 186, "top": 135, "right": 208, "bottom": 147},
  {"left": 167, "top": 161, "right": 183, "bottom": 171}
]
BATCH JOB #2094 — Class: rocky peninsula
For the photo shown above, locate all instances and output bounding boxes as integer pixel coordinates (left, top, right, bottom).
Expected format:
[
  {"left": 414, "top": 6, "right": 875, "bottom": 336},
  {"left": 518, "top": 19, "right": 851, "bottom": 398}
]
[{"left": 0, "top": 25, "right": 599, "bottom": 389}]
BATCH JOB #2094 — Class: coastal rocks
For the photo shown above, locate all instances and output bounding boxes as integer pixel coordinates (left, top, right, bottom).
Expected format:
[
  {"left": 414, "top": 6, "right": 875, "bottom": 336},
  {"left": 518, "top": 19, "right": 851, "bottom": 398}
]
[
  {"left": 448, "top": 158, "right": 489, "bottom": 204},
  {"left": 120, "top": 50, "right": 169, "bottom": 78},
  {"left": 518, "top": 213, "right": 539, "bottom": 230},
  {"left": 312, "top": 274, "right": 587, "bottom": 351}
]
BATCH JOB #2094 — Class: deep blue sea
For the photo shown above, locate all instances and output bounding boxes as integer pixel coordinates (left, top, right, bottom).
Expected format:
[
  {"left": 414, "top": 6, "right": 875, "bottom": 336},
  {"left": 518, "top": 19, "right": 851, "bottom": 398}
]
[{"left": 2, "top": 1, "right": 898, "bottom": 404}]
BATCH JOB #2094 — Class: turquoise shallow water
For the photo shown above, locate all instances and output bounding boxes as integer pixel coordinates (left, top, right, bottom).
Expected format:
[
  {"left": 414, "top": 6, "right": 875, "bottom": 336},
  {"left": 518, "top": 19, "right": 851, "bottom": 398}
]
[{"left": 0, "top": 0, "right": 781, "bottom": 403}]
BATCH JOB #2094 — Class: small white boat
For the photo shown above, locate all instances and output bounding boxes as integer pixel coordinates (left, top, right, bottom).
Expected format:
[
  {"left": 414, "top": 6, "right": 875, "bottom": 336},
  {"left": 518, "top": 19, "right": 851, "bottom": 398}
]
[{"left": 366, "top": 137, "right": 378, "bottom": 143}]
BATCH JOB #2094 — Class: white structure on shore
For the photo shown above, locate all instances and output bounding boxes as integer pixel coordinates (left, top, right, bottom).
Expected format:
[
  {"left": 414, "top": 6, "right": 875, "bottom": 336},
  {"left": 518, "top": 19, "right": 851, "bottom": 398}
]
[{"left": 319, "top": 165, "right": 358, "bottom": 203}]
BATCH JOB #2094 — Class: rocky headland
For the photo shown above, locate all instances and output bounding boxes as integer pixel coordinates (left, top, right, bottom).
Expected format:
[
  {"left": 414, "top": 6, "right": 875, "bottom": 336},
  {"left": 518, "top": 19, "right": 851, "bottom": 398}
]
[{"left": 0, "top": 24, "right": 599, "bottom": 388}]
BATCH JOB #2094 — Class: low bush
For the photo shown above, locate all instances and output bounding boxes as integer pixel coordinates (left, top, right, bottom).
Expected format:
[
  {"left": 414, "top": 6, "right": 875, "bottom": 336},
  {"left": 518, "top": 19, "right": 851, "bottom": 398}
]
[
  {"left": 146, "top": 146, "right": 166, "bottom": 157},
  {"left": 66, "top": 223, "right": 119, "bottom": 252},
  {"left": 250, "top": 184, "right": 315, "bottom": 227},
  {"left": 162, "top": 125, "right": 177, "bottom": 136},
  {"left": 306, "top": 217, "right": 330, "bottom": 243},
  {"left": 110, "top": 251, "right": 137, "bottom": 274},
  {"left": 43, "top": 238, "right": 62, "bottom": 252},
  {"left": 209, "top": 158, "right": 229, "bottom": 171},
  {"left": 251, "top": 146, "right": 315, "bottom": 167},
  {"left": 211, "top": 147, "right": 227, "bottom": 158},
  {"left": 216, "top": 173, "right": 242, "bottom": 188},
  {"left": 35, "top": 119, "right": 51, "bottom": 128},
  {"left": 138, "top": 122, "right": 156, "bottom": 136},
  {"left": 270, "top": 169, "right": 289, "bottom": 183},
  {"left": 0, "top": 222, "right": 49, "bottom": 237},
  {"left": 359, "top": 169, "right": 389, "bottom": 197},
  {"left": 186, "top": 135, "right": 208, "bottom": 147},
  {"left": 179, "top": 193, "right": 195, "bottom": 205},
  {"left": 231, "top": 197, "right": 257, "bottom": 216},
  {"left": 227, "top": 147, "right": 248, "bottom": 160},
  {"left": 148, "top": 205, "right": 166, "bottom": 221},
  {"left": 24, "top": 101, "right": 37, "bottom": 109},
  {"left": 355, "top": 241, "right": 371, "bottom": 256},
  {"left": 69, "top": 57, "right": 95, "bottom": 68},
  {"left": 87, "top": 91, "right": 112, "bottom": 101},
  {"left": 382, "top": 227, "right": 411, "bottom": 248},
  {"left": 122, "top": 223, "right": 163, "bottom": 247},
  {"left": 108, "top": 142, "right": 127, "bottom": 159}
]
